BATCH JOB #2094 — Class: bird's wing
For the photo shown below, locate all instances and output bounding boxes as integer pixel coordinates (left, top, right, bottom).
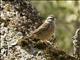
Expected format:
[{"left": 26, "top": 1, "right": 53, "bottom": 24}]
[{"left": 32, "top": 22, "right": 49, "bottom": 35}]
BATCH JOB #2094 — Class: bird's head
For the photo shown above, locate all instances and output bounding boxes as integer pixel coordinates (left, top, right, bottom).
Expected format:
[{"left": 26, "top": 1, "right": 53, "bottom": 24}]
[{"left": 45, "top": 15, "right": 56, "bottom": 23}]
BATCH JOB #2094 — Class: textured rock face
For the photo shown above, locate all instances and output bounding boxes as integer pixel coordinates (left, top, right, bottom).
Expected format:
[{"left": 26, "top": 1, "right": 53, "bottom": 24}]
[
  {"left": 0, "top": 0, "right": 48, "bottom": 60},
  {"left": 1, "top": 0, "right": 43, "bottom": 35},
  {"left": 73, "top": 28, "right": 80, "bottom": 60}
]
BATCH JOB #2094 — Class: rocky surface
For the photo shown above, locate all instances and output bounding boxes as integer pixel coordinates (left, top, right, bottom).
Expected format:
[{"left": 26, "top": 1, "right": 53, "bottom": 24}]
[{"left": 0, "top": 0, "right": 48, "bottom": 60}]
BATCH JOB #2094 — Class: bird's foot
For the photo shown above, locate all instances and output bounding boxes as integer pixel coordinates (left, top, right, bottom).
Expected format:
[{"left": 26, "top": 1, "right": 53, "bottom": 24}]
[{"left": 34, "top": 40, "right": 52, "bottom": 49}]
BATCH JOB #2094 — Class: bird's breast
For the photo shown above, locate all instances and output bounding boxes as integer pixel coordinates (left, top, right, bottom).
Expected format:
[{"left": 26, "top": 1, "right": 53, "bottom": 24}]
[{"left": 37, "top": 23, "right": 54, "bottom": 41}]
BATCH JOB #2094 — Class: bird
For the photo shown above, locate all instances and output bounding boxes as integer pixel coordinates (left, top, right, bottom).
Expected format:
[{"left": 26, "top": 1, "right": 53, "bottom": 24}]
[{"left": 28, "top": 15, "right": 56, "bottom": 43}]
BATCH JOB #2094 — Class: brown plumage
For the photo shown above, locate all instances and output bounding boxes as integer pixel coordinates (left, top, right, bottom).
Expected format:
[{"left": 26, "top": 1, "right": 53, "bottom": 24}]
[{"left": 29, "top": 15, "right": 56, "bottom": 42}]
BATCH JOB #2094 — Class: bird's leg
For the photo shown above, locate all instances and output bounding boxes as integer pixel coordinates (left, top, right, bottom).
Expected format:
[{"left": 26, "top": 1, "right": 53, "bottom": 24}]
[
  {"left": 34, "top": 40, "right": 48, "bottom": 49},
  {"left": 41, "top": 40, "right": 52, "bottom": 48},
  {"left": 46, "top": 41, "right": 52, "bottom": 46},
  {"left": 34, "top": 40, "right": 53, "bottom": 49}
]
